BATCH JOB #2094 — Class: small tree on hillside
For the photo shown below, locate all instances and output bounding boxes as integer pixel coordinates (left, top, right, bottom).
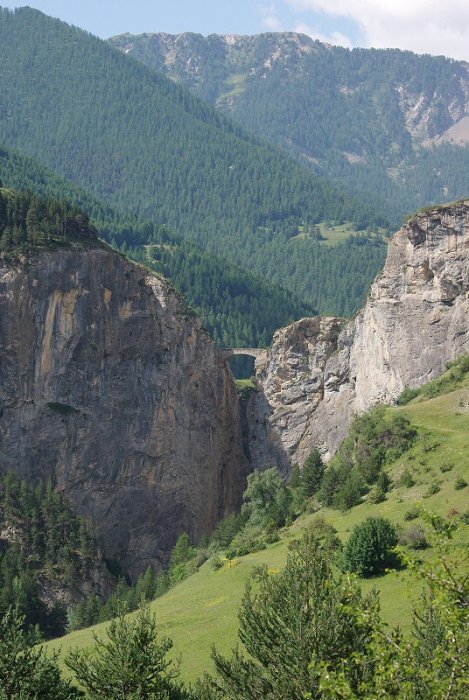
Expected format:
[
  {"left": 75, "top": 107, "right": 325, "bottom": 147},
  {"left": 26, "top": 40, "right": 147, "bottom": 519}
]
[
  {"left": 343, "top": 517, "right": 399, "bottom": 577},
  {"left": 301, "top": 449, "right": 324, "bottom": 498},
  {"left": 0, "top": 607, "right": 82, "bottom": 699},
  {"left": 66, "top": 606, "right": 189, "bottom": 699},
  {"left": 198, "top": 532, "right": 377, "bottom": 699}
]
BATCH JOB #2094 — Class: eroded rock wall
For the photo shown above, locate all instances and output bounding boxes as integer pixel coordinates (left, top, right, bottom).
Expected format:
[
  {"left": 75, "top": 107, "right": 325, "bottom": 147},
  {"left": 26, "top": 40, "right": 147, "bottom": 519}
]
[
  {"left": 0, "top": 248, "right": 248, "bottom": 579},
  {"left": 251, "top": 202, "right": 469, "bottom": 471}
]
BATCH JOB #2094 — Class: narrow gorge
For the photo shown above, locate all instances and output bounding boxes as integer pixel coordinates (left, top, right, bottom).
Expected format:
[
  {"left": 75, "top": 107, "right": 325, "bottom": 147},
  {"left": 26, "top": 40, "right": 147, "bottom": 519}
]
[{"left": 0, "top": 202, "right": 468, "bottom": 580}]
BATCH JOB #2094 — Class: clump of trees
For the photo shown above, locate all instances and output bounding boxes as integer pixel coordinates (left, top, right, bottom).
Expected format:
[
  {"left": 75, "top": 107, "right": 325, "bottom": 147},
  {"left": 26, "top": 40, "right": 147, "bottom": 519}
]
[
  {"left": 318, "top": 407, "right": 416, "bottom": 510},
  {"left": 0, "top": 188, "right": 97, "bottom": 253},
  {"left": 1, "top": 514, "right": 468, "bottom": 698},
  {"left": 0, "top": 472, "right": 102, "bottom": 639},
  {"left": 198, "top": 517, "right": 469, "bottom": 699}
]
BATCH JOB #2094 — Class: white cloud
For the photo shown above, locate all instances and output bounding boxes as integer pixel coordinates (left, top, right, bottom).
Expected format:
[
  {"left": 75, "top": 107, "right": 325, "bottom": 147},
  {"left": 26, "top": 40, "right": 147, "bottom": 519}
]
[
  {"left": 285, "top": 0, "right": 469, "bottom": 60},
  {"left": 294, "top": 21, "right": 352, "bottom": 48},
  {"left": 260, "top": 3, "right": 285, "bottom": 32}
]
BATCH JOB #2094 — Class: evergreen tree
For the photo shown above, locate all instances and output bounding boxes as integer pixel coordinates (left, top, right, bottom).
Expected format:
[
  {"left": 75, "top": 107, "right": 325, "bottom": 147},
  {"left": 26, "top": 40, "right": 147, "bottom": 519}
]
[
  {"left": 0, "top": 607, "right": 82, "bottom": 699},
  {"left": 66, "top": 606, "right": 189, "bottom": 699},
  {"left": 199, "top": 532, "right": 377, "bottom": 699},
  {"left": 301, "top": 449, "right": 324, "bottom": 498}
]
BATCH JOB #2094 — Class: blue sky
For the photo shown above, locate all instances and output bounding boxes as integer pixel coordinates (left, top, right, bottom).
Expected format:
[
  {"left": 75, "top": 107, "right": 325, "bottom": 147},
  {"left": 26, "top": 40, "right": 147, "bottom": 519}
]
[{"left": 1, "top": 1, "right": 468, "bottom": 60}]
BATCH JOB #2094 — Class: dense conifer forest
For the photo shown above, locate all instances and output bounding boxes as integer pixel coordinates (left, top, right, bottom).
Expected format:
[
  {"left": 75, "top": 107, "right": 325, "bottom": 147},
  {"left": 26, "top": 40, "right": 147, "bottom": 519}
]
[
  {"left": 0, "top": 8, "right": 391, "bottom": 330},
  {"left": 113, "top": 32, "right": 469, "bottom": 225}
]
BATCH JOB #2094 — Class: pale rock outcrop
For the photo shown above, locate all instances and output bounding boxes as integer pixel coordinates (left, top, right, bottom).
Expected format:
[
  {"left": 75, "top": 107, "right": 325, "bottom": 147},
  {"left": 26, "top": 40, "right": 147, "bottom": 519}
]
[
  {"left": 250, "top": 202, "right": 469, "bottom": 471},
  {"left": 0, "top": 247, "right": 249, "bottom": 579}
]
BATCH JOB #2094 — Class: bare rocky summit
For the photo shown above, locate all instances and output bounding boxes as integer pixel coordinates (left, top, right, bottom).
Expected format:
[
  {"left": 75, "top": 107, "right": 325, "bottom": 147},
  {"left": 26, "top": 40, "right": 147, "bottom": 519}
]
[
  {"left": 250, "top": 201, "right": 469, "bottom": 471},
  {"left": 0, "top": 247, "right": 248, "bottom": 579}
]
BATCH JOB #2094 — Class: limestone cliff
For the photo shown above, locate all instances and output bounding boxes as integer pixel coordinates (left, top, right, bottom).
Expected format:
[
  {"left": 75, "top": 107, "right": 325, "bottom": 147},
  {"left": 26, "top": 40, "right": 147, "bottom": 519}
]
[
  {"left": 250, "top": 201, "right": 469, "bottom": 472},
  {"left": 0, "top": 247, "right": 248, "bottom": 579}
]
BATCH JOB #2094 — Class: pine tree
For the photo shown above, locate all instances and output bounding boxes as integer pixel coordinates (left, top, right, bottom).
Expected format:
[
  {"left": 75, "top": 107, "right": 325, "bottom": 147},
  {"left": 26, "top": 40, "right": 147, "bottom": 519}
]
[
  {"left": 66, "top": 606, "right": 189, "bottom": 699},
  {"left": 301, "top": 449, "right": 324, "bottom": 497},
  {"left": 0, "top": 607, "right": 82, "bottom": 699},
  {"left": 200, "top": 532, "right": 377, "bottom": 699}
]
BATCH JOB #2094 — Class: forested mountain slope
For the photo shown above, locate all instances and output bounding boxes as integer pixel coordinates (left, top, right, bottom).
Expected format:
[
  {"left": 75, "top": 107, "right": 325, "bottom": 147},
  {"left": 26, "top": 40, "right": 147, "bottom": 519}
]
[
  {"left": 110, "top": 31, "right": 469, "bottom": 224},
  {"left": 0, "top": 145, "right": 313, "bottom": 353},
  {"left": 0, "top": 8, "right": 388, "bottom": 318}
]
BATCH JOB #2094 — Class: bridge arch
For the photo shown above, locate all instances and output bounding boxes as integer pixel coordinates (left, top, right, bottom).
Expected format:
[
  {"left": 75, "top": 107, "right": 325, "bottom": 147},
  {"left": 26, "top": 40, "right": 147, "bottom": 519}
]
[{"left": 219, "top": 347, "right": 266, "bottom": 361}]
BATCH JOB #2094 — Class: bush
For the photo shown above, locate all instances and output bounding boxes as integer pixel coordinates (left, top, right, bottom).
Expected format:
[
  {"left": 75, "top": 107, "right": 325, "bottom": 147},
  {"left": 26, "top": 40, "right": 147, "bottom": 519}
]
[
  {"left": 397, "top": 386, "right": 420, "bottom": 405},
  {"left": 399, "top": 468, "right": 415, "bottom": 488},
  {"left": 343, "top": 517, "right": 399, "bottom": 577},
  {"left": 228, "top": 524, "right": 267, "bottom": 557},
  {"left": 404, "top": 505, "right": 420, "bottom": 521},
  {"left": 368, "top": 485, "right": 386, "bottom": 504},
  {"left": 455, "top": 477, "right": 468, "bottom": 490},
  {"left": 439, "top": 460, "right": 454, "bottom": 473},
  {"left": 210, "top": 555, "right": 223, "bottom": 571},
  {"left": 399, "top": 525, "right": 428, "bottom": 549},
  {"left": 423, "top": 482, "right": 441, "bottom": 498},
  {"left": 210, "top": 512, "right": 246, "bottom": 549}
]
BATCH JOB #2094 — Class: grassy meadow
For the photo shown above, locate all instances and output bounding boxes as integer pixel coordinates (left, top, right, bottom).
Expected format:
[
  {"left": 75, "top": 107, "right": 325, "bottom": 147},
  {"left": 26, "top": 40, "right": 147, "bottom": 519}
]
[{"left": 46, "top": 367, "right": 469, "bottom": 683}]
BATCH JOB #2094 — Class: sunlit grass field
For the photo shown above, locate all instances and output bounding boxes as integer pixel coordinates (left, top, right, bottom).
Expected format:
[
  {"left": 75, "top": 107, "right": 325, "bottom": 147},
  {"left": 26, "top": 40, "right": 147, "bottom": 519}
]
[{"left": 46, "top": 370, "right": 469, "bottom": 683}]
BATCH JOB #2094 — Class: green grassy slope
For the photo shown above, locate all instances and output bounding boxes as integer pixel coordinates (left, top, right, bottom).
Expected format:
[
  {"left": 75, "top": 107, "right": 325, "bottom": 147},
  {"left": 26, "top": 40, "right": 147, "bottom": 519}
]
[{"left": 46, "top": 364, "right": 469, "bottom": 682}]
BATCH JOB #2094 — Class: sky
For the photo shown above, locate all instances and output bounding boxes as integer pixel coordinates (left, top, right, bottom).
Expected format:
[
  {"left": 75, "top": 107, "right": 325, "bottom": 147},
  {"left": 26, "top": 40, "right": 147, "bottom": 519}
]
[{"left": 1, "top": 1, "right": 468, "bottom": 61}]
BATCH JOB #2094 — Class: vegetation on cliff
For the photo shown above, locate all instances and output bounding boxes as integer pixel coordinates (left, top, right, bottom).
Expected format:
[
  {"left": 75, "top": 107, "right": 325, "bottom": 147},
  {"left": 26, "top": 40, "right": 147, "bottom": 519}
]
[
  {"left": 0, "top": 188, "right": 98, "bottom": 255},
  {"left": 0, "top": 472, "right": 105, "bottom": 640}
]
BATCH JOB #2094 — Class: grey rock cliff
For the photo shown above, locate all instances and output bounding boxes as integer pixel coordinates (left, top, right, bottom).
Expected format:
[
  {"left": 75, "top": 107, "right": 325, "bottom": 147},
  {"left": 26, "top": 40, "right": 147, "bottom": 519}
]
[
  {"left": 251, "top": 202, "right": 469, "bottom": 471},
  {"left": 0, "top": 248, "right": 248, "bottom": 579}
]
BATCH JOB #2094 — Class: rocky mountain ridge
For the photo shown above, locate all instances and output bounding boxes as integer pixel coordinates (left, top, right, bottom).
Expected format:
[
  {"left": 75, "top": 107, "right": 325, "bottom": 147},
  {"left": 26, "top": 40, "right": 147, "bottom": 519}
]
[
  {"left": 111, "top": 30, "right": 469, "bottom": 145},
  {"left": 0, "top": 246, "right": 249, "bottom": 579},
  {"left": 249, "top": 201, "right": 469, "bottom": 472},
  {"left": 110, "top": 31, "right": 469, "bottom": 221}
]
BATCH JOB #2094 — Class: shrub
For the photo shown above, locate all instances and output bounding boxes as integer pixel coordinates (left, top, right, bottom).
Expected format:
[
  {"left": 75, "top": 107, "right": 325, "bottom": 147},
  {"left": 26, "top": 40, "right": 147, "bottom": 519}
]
[
  {"left": 343, "top": 517, "right": 399, "bottom": 577},
  {"left": 423, "top": 482, "right": 440, "bottom": 498},
  {"left": 368, "top": 486, "right": 386, "bottom": 504},
  {"left": 399, "top": 468, "right": 415, "bottom": 488},
  {"left": 404, "top": 505, "right": 420, "bottom": 521},
  {"left": 399, "top": 525, "right": 428, "bottom": 549},
  {"left": 210, "top": 555, "right": 223, "bottom": 571},
  {"left": 397, "top": 386, "right": 420, "bottom": 405},
  {"left": 228, "top": 524, "right": 267, "bottom": 557},
  {"left": 439, "top": 460, "right": 454, "bottom": 473},
  {"left": 455, "top": 477, "right": 468, "bottom": 490}
]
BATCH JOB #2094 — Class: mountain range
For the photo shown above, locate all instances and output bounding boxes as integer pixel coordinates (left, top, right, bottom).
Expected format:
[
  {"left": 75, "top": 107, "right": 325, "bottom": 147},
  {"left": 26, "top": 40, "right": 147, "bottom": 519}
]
[{"left": 110, "top": 31, "right": 469, "bottom": 225}]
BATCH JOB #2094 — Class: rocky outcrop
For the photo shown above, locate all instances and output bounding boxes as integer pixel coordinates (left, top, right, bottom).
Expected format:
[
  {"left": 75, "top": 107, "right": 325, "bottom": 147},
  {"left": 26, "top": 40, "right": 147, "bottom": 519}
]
[
  {"left": 0, "top": 247, "right": 248, "bottom": 579},
  {"left": 250, "top": 202, "right": 469, "bottom": 472}
]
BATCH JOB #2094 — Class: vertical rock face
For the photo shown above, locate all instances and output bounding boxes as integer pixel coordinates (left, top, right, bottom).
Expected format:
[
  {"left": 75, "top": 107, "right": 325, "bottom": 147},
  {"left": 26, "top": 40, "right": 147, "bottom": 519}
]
[
  {"left": 251, "top": 202, "right": 469, "bottom": 470},
  {"left": 0, "top": 248, "right": 248, "bottom": 579}
]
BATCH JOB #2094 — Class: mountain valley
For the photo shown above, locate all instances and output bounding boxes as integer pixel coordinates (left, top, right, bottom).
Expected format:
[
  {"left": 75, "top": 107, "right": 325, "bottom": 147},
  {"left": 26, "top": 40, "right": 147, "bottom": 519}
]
[{"left": 0, "top": 5, "right": 467, "bottom": 696}]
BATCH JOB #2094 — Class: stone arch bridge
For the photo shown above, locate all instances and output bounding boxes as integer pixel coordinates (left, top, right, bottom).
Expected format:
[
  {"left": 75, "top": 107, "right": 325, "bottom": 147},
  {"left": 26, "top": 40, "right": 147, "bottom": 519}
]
[{"left": 219, "top": 347, "right": 266, "bottom": 361}]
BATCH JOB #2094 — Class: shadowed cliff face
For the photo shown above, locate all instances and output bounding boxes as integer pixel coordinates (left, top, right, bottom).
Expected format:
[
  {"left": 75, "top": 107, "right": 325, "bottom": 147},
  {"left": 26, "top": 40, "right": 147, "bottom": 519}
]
[
  {"left": 251, "top": 201, "right": 469, "bottom": 471},
  {"left": 0, "top": 248, "right": 249, "bottom": 579}
]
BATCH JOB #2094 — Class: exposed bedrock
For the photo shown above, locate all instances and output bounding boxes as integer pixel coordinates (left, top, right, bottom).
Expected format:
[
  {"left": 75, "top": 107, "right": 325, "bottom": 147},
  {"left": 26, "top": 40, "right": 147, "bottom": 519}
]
[
  {"left": 0, "top": 248, "right": 249, "bottom": 579},
  {"left": 250, "top": 202, "right": 469, "bottom": 472}
]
